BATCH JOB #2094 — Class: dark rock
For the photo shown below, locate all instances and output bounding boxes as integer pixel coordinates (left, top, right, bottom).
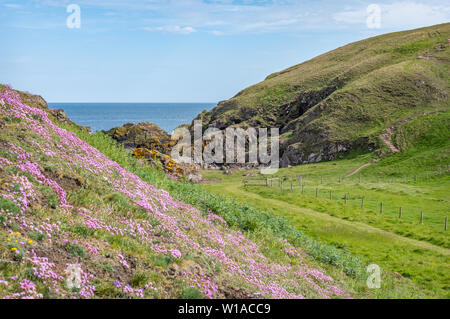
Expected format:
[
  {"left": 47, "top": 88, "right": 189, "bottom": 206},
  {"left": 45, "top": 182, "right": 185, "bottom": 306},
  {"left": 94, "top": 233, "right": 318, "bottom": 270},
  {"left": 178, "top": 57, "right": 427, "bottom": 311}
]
[{"left": 49, "top": 108, "right": 92, "bottom": 132}]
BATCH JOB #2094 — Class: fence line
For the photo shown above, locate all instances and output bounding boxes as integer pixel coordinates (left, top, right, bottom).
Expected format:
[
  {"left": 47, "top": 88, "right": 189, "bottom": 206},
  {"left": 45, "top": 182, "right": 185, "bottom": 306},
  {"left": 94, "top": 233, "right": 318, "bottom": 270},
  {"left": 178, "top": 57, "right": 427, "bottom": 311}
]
[{"left": 241, "top": 175, "right": 448, "bottom": 229}]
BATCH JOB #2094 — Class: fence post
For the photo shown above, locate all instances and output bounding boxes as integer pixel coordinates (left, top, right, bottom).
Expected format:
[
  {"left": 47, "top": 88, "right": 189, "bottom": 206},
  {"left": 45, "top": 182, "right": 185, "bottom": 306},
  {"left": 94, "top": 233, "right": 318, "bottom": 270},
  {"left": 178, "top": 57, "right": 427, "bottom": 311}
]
[
  {"left": 302, "top": 185, "right": 305, "bottom": 194},
  {"left": 329, "top": 190, "right": 332, "bottom": 200},
  {"left": 290, "top": 181, "right": 293, "bottom": 192},
  {"left": 420, "top": 211, "right": 423, "bottom": 224},
  {"left": 399, "top": 207, "right": 402, "bottom": 219},
  {"left": 339, "top": 175, "right": 341, "bottom": 184},
  {"left": 380, "top": 202, "right": 383, "bottom": 214},
  {"left": 316, "top": 188, "right": 318, "bottom": 198},
  {"left": 414, "top": 175, "right": 417, "bottom": 182},
  {"left": 445, "top": 216, "right": 448, "bottom": 231},
  {"left": 391, "top": 176, "right": 394, "bottom": 184},
  {"left": 361, "top": 197, "right": 364, "bottom": 209},
  {"left": 300, "top": 176, "right": 302, "bottom": 186},
  {"left": 344, "top": 194, "right": 347, "bottom": 205}
]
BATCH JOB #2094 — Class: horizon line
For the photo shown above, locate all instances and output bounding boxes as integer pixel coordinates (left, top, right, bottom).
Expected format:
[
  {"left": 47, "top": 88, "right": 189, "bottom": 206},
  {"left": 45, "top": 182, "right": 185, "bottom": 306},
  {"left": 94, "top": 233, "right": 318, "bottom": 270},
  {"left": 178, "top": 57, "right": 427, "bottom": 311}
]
[{"left": 48, "top": 101, "right": 218, "bottom": 104}]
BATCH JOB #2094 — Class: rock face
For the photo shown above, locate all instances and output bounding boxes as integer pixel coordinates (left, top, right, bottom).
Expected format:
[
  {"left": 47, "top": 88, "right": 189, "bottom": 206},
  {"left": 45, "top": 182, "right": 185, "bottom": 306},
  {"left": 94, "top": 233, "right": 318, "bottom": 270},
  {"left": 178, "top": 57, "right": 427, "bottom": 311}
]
[
  {"left": 189, "top": 24, "right": 450, "bottom": 168},
  {"left": 19, "top": 90, "right": 48, "bottom": 110},
  {"left": 103, "top": 122, "right": 174, "bottom": 154},
  {"left": 2, "top": 86, "right": 91, "bottom": 132},
  {"left": 49, "top": 109, "right": 92, "bottom": 132},
  {"left": 105, "top": 122, "right": 203, "bottom": 182}
]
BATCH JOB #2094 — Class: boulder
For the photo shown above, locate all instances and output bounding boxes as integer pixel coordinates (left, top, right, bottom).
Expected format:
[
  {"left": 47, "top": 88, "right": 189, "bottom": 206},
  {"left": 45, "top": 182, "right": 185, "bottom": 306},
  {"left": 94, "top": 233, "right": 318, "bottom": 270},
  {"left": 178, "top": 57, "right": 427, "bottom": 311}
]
[
  {"left": 103, "top": 122, "right": 173, "bottom": 153},
  {"left": 49, "top": 108, "right": 91, "bottom": 132}
]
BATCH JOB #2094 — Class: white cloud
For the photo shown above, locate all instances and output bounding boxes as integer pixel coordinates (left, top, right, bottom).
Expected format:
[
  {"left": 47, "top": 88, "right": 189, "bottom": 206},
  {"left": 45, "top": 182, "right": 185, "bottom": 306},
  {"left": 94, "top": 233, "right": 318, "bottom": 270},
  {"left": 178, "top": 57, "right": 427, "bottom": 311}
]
[
  {"left": 4, "top": 3, "right": 21, "bottom": 8},
  {"left": 210, "top": 30, "right": 225, "bottom": 35},
  {"left": 144, "top": 25, "right": 197, "bottom": 34},
  {"left": 334, "top": 2, "right": 450, "bottom": 29},
  {"left": 11, "top": 0, "right": 450, "bottom": 34},
  {"left": 241, "top": 18, "right": 299, "bottom": 31},
  {"left": 333, "top": 9, "right": 366, "bottom": 24}
]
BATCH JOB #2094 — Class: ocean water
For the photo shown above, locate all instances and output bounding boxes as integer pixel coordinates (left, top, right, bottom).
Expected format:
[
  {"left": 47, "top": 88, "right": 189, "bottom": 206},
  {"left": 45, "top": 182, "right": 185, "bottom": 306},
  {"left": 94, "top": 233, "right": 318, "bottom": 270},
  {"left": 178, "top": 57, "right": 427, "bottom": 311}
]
[{"left": 48, "top": 102, "right": 216, "bottom": 133}]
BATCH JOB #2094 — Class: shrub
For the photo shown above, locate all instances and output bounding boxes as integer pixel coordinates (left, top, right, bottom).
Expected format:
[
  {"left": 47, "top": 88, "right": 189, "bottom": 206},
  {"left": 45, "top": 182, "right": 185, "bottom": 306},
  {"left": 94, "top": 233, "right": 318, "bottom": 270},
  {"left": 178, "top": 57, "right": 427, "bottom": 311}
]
[
  {"left": 0, "top": 197, "right": 20, "bottom": 215},
  {"left": 73, "top": 225, "right": 95, "bottom": 238},
  {"left": 103, "top": 264, "right": 114, "bottom": 272},
  {"left": 182, "top": 287, "right": 204, "bottom": 299},
  {"left": 130, "top": 272, "right": 148, "bottom": 288},
  {"left": 393, "top": 39, "right": 438, "bottom": 55},
  {"left": 104, "top": 192, "right": 128, "bottom": 205},
  {"left": 64, "top": 241, "right": 86, "bottom": 258},
  {"left": 39, "top": 186, "right": 59, "bottom": 208},
  {"left": 44, "top": 165, "right": 55, "bottom": 173},
  {"left": 152, "top": 254, "right": 175, "bottom": 269},
  {"left": 29, "top": 231, "right": 45, "bottom": 242}
]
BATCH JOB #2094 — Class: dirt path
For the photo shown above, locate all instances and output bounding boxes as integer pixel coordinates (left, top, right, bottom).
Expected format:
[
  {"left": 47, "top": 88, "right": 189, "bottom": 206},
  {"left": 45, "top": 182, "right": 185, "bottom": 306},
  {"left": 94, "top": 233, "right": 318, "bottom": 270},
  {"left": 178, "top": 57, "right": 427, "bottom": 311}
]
[
  {"left": 222, "top": 182, "right": 450, "bottom": 256},
  {"left": 380, "top": 126, "right": 400, "bottom": 153},
  {"left": 346, "top": 158, "right": 380, "bottom": 177},
  {"left": 347, "top": 110, "right": 445, "bottom": 177},
  {"left": 346, "top": 126, "right": 399, "bottom": 177}
]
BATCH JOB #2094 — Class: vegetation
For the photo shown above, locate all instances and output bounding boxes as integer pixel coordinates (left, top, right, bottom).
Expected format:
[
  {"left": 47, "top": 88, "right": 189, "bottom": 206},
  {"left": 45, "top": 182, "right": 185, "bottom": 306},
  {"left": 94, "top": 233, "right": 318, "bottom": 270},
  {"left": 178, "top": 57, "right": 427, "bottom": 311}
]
[
  {"left": 2, "top": 85, "right": 388, "bottom": 299},
  {"left": 1, "top": 23, "right": 448, "bottom": 300},
  {"left": 200, "top": 143, "right": 449, "bottom": 297},
  {"left": 193, "top": 23, "right": 450, "bottom": 166},
  {"left": 56, "top": 120, "right": 441, "bottom": 298}
]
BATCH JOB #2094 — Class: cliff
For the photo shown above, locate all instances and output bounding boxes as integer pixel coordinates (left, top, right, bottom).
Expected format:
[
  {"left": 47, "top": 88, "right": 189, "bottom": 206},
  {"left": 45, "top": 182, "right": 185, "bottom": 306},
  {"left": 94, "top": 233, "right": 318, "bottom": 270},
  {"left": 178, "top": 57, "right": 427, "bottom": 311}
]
[{"left": 191, "top": 23, "right": 450, "bottom": 167}]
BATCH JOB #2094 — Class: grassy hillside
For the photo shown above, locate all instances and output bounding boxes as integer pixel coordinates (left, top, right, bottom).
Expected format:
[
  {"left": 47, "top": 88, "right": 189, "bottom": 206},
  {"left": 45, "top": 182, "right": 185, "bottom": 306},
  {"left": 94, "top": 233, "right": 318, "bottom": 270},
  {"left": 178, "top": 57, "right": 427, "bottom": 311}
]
[
  {"left": 1, "top": 24, "right": 448, "bottom": 300},
  {"left": 193, "top": 23, "right": 450, "bottom": 166},
  {"left": 197, "top": 39, "right": 450, "bottom": 297},
  {"left": 200, "top": 135, "right": 450, "bottom": 297},
  {"left": 0, "top": 85, "right": 431, "bottom": 299}
]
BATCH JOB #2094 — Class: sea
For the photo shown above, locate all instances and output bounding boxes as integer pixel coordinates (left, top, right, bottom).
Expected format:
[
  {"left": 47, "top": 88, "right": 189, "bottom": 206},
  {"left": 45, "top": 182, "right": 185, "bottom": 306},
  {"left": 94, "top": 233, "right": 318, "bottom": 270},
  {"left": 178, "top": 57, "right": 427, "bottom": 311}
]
[{"left": 47, "top": 102, "right": 217, "bottom": 134}]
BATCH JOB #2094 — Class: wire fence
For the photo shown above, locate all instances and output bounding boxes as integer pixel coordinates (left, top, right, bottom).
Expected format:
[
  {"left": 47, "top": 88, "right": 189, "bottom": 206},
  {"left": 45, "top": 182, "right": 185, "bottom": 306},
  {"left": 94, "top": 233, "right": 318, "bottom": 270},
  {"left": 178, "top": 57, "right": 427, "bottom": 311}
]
[{"left": 243, "top": 170, "right": 449, "bottom": 231}]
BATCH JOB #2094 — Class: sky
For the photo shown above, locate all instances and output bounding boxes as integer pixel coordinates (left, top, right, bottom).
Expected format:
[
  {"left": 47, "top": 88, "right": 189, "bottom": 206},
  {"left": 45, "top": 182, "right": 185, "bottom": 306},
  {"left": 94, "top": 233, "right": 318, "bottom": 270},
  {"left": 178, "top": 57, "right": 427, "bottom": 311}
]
[{"left": 0, "top": 0, "right": 449, "bottom": 102}]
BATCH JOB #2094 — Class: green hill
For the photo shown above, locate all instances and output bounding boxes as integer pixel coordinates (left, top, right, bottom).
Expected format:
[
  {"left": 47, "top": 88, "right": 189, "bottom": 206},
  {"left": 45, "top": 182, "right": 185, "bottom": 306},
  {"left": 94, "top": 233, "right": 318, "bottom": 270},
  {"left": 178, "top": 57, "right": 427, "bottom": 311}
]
[
  {"left": 193, "top": 23, "right": 450, "bottom": 167},
  {"left": 1, "top": 84, "right": 437, "bottom": 298}
]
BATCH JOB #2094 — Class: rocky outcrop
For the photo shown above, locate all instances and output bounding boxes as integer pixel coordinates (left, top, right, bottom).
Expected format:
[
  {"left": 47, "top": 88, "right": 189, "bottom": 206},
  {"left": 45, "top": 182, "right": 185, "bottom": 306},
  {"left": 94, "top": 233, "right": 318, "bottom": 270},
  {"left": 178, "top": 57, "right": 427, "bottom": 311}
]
[
  {"left": 188, "top": 24, "right": 450, "bottom": 168},
  {"left": 280, "top": 142, "right": 349, "bottom": 167},
  {"left": 133, "top": 147, "right": 203, "bottom": 182},
  {"left": 49, "top": 108, "right": 92, "bottom": 132},
  {"left": 19, "top": 90, "right": 48, "bottom": 110},
  {"left": 2, "top": 86, "right": 91, "bottom": 132},
  {"left": 105, "top": 122, "right": 203, "bottom": 182},
  {"left": 103, "top": 122, "right": 174, "bottom": 154}
]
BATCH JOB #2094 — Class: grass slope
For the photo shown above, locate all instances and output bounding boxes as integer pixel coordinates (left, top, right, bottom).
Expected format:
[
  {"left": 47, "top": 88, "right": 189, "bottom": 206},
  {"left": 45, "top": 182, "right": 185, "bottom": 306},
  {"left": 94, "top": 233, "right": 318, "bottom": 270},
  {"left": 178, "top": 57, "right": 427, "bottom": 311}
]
[
  {"left": 194, "top": 23, "right": 450, "bottom": 164},
  {"left": 2, "top": 85, "right": 431, "bottom": 299},
  {"left": 201, "top": 139, "right": 450, "bottom": 297},
  {"left": 0, "top": 85, "right": 431, "bottom": 298},
  {"left": 67, "top": 127, "right": 435, "bottom": 299}
]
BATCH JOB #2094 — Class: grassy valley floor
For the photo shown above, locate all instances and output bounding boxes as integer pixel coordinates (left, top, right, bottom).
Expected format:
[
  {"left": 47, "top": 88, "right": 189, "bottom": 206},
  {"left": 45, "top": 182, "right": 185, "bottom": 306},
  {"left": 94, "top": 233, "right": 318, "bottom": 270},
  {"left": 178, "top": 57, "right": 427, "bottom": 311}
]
[{"left": 200, "top": 154, "right": 450, "bottom": 298}]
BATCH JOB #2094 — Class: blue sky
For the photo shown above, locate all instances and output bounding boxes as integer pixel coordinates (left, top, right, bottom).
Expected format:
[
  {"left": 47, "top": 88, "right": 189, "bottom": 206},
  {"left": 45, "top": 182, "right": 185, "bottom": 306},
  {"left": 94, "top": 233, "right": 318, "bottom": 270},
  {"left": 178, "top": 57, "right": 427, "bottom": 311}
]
[{"left": 1, "top": 0, "right": 449, "bottom": 102}]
